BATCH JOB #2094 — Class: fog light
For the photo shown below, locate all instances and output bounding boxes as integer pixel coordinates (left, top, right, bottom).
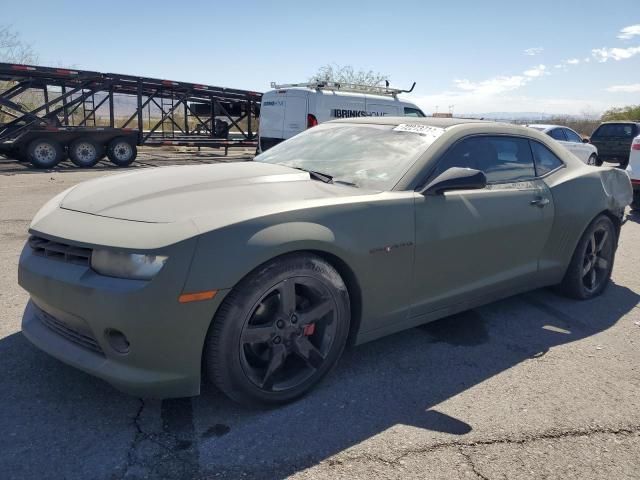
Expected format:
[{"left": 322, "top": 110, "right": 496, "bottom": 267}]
[{"left": 105, "top": 329, "right": 130, "bottom": 354}]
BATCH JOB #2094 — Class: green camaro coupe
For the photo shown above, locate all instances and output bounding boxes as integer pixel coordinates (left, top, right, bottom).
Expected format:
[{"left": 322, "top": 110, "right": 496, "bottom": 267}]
[{"left": 19, "top": 118, "right": 632, "bottom": 405}]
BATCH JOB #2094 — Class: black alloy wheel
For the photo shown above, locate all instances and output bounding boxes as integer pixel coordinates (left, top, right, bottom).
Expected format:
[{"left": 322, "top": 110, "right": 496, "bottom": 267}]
[
  {"left": 560, "top": 214, "right": 616, "bottom": 299},
  {"left": 580, "top": 225, "right": 614, "bottom": 295},
  {"left": 205, "top": 253, "right": 350, "bottom": 406},
  {"left": 239, "top": 276, "right": 338, "bottom": 392}
]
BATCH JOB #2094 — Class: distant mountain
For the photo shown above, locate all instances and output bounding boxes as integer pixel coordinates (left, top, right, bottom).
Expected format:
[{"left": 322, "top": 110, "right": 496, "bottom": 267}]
[{"left": 457, "top": 112, "right": 600, "bottom": 121}]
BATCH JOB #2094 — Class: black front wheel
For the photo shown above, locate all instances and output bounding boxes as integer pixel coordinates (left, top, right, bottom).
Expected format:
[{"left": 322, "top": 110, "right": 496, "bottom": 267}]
[
  {"left": 559, "top": 215, "right": 616, "bottom": 299},
  {"left": 204, "top": 253, "right": 350, "bottom": 406}
]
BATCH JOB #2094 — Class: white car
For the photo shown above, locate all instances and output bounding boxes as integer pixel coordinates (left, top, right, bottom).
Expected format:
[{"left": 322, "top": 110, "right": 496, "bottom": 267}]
[
  {"left": 259, "top": 81, "right": 425, "bottom": 152},
  {"left": 626, "top": 135, "right": 640, "bottom": 210},
  {"left": 527, "top": 124, "right": 598, "bottom": 165}
]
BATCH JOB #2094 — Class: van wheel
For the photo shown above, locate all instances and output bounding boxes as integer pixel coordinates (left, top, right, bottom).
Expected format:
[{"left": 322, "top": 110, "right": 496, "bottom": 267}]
[
  {"left": 27, "top": 138, "right": 64, "bottom": 169},
  {"left": 69, "top": 138, "right": 103, "bottom": 168},
  {"left": 107, "top": 137, "right": 137, "bottom": 167},
  {"left": 558, "top": 215, "right": 616, "bottom": 299}
]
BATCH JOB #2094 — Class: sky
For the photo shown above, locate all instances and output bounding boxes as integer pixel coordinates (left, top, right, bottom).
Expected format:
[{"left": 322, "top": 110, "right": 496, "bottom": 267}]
[{"left": 2, "top": 0, "right": 639, "bottom": 116}]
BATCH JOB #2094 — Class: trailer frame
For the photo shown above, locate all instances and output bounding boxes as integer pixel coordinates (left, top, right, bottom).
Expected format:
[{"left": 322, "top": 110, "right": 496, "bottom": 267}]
[{"left": 0, "top": 63, "right": 261, "bottom": 167}]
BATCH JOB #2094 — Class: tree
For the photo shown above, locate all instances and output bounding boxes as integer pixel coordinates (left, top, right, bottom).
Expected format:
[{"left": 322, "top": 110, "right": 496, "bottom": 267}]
[
  {"left": 0, "top": 26, "right": 39, "bottom": 124},
  {"left": 310, "top": 64, "right": 388, "bottom": 87},
  {"left": 0, "top": 25, "right": 37, "bottom": 63},
  {"left": 601, "top": 105, "right": 640, "bottom": 122}
]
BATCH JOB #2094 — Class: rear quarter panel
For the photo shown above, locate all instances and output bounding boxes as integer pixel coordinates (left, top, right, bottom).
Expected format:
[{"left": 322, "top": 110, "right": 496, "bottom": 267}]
[{"left": 539, "top": 165, "right": 631, "bottom": 282}]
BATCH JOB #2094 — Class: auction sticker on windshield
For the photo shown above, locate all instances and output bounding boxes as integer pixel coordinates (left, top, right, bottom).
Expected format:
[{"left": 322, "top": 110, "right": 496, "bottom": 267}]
[{"left": 393, "top": 123, "right": 444, "bottom": 139}]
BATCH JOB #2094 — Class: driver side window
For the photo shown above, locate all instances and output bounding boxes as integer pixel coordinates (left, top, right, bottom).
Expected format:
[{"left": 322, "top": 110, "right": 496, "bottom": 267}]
[{"left": 431, "top": 136, "right": 536, "bottom": 184}]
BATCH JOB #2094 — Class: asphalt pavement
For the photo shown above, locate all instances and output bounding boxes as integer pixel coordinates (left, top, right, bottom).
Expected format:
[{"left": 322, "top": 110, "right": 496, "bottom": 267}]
[{"left": 1, "top": 153, "right": 639, "bottom": 479}]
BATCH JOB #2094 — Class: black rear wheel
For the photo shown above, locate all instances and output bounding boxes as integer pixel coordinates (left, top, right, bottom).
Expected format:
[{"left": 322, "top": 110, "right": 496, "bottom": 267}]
[
  {"left": 205, "top": 253, "right": 350, "bottom": 406},
  {"left": 559, "top": 215, "right": 616, "bottom": 299}
]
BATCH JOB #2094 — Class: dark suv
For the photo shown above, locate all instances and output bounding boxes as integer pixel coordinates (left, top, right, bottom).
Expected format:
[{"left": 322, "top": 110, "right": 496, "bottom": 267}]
[{"left": 590, "top": 121, "right": 640, "bottom": 168}]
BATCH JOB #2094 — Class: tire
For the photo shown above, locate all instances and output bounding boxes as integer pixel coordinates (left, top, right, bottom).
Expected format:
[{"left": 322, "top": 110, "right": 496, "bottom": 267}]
[
  {"left": 69, "top": 137, "right": 103, "bottom": 168},
  {"left": 107, "top": 137, "right": 137, "bottom": 167},
  {"left": 558, "top": 215, "right": 616, "bottom": 299},
  {"left": 587, "top": 154, "right": 597, "bottom": 166},
  {"left": 204, "top": 253, "right": 350, "bottom": 406},
  {"left": 26, "top": 138, "right": 64, "bottom": 169}
]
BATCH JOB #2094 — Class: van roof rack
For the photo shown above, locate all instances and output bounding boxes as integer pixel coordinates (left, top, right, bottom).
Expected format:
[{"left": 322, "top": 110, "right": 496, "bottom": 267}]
[{"left": 269, "top": 81, "right": 416, "bottom": 97}]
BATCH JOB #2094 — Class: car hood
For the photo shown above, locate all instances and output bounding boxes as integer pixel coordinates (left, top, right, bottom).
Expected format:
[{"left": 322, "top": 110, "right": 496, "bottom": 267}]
[{"left": 60, "top": 162, "right": 369, "bottom": 224}]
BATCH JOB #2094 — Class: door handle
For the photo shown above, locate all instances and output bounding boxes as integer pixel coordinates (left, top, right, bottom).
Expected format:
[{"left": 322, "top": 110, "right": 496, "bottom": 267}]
[{"left": 530, "top": 197, "right": 550, "bottom": 207}]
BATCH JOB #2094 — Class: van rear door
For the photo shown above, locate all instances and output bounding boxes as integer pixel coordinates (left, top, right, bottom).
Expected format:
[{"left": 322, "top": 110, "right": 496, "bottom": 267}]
[
  {"left": 283, "top": 91, "right": 308, "bottom": 139},
  {"left": 259, "top": 91, "right": 286, "bottom": 140}
]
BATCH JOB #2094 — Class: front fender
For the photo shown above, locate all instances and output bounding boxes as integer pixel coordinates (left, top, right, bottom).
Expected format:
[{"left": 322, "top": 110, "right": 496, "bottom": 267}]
[
  {"left": 182, "top": 220, "right": 350, "bottom": 293},
  {"left": 183, "top": 195, "right": 416, "bottom": 341}
]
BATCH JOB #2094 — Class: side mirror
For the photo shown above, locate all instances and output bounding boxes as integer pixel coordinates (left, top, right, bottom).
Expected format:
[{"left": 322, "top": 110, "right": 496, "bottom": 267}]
[
  {"left": 421, "top": 167, "right": 487, "bottom": 195},
  {"left": 582, "top": 137, "right": 590, "bottom": 144}
]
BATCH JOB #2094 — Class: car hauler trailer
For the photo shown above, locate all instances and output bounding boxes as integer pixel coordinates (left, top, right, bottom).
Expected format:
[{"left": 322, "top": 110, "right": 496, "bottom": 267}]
[{"left": 0, "top": 63, "right": 261, "bottom": 168}]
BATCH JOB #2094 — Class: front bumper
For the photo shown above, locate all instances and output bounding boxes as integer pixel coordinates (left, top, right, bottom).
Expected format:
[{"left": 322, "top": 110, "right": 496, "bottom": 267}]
[{"left": 19, "top": 240, "right": 227, "bottom": 398}]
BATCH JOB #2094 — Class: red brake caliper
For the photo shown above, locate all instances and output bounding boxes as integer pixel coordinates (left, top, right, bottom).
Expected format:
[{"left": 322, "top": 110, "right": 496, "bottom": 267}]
[{"left": 303, "top": 323, "right": 315, "bottom": 336}]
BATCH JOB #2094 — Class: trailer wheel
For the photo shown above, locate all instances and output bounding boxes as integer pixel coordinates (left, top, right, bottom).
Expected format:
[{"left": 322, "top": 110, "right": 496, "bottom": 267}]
[
  {"left": 69, "top": 138, "right": 103, "bottom": 168},
  {"left": 27, "top": 138, "right": 64, "bottom": 169},
  {"left": 107, "top": 137, "right": 137, "bottom": 167}
]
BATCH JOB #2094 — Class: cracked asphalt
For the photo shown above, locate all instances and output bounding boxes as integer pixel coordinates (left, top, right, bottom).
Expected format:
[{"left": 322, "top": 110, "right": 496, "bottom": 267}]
[{"left": 1, "top": 152, "right": 639, "bottom": 479}]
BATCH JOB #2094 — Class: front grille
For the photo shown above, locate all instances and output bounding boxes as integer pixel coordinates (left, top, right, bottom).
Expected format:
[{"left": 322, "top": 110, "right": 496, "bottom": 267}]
[
  {"left": 35, "top": 306, "right": 104, "bottom": 355},
  {"left": 29, "top": 235, "right": 92, "bottom": 266}
]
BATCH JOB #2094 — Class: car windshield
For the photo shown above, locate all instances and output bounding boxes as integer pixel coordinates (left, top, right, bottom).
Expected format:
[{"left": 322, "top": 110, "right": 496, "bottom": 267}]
[{"left": 255, "top": 123, "right": 444, "bottom": 190}]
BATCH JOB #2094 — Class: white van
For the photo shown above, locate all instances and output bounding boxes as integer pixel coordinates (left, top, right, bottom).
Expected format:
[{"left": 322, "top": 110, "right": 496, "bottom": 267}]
[{"left": 258, "top": 81, "right": 425, "bottom": 151}]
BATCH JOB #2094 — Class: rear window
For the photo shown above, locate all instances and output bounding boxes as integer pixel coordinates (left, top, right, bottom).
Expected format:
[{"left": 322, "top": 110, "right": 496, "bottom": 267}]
[
  {"left": 549, "top": 129, "right": 567, "bottom": 141},
  {"left": 592, "top": 123, "right": 638, "bottom": 138},
  {"left": 404, "top": 107, "right": 425, "bottom": 117},
  {"left": 530, "top": 141, "right": 564, "bottom": 175}
]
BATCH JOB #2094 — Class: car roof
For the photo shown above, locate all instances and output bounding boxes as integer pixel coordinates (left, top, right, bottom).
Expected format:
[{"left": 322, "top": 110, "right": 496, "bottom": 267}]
[
  {"left": 600, "top": 120, "right": 640, "bottom": 125},
  {"left": 328, "top": 116, "right": 492, "bottom": 128},
  {"left": 527, "top": 124, "right": 558, "bottom": 131}
]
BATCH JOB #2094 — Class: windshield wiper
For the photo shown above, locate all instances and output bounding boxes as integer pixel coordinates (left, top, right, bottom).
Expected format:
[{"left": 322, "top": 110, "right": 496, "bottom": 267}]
[
  {"left": 290, "top": 166, "right": 333, "bottom": 183},
  {"left": 288, "top": 166, "right": 359, "bottom": 187},
  {"left": 333, "top": 179, "right": 359, "bottom": 187}
]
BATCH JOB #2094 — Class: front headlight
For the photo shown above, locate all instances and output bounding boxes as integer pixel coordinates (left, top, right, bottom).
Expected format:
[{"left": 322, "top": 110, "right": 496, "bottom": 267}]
[{"left": 91, "top": 250, "right": 168, "bottom": 280}]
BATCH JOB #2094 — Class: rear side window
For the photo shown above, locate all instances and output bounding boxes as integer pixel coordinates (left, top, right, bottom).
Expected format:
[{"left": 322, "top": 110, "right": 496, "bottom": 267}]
[
  {"left": 432, "top": 136, "right": 536, "bottom": 184},
  {"left": 548, "top": 128, "right": 567, "bottom": 141},
  {"left": 563, "top": 129, "right": 583, "bottom": 143},
  {"left": 404, "top": 107, "right": 425, "bottom": 117},
  {"left": 530, "top": 141, "right": 564, "bottom": 175},
  {"left": 592, "top": 123, "right": 638, "bottom": 138}
]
